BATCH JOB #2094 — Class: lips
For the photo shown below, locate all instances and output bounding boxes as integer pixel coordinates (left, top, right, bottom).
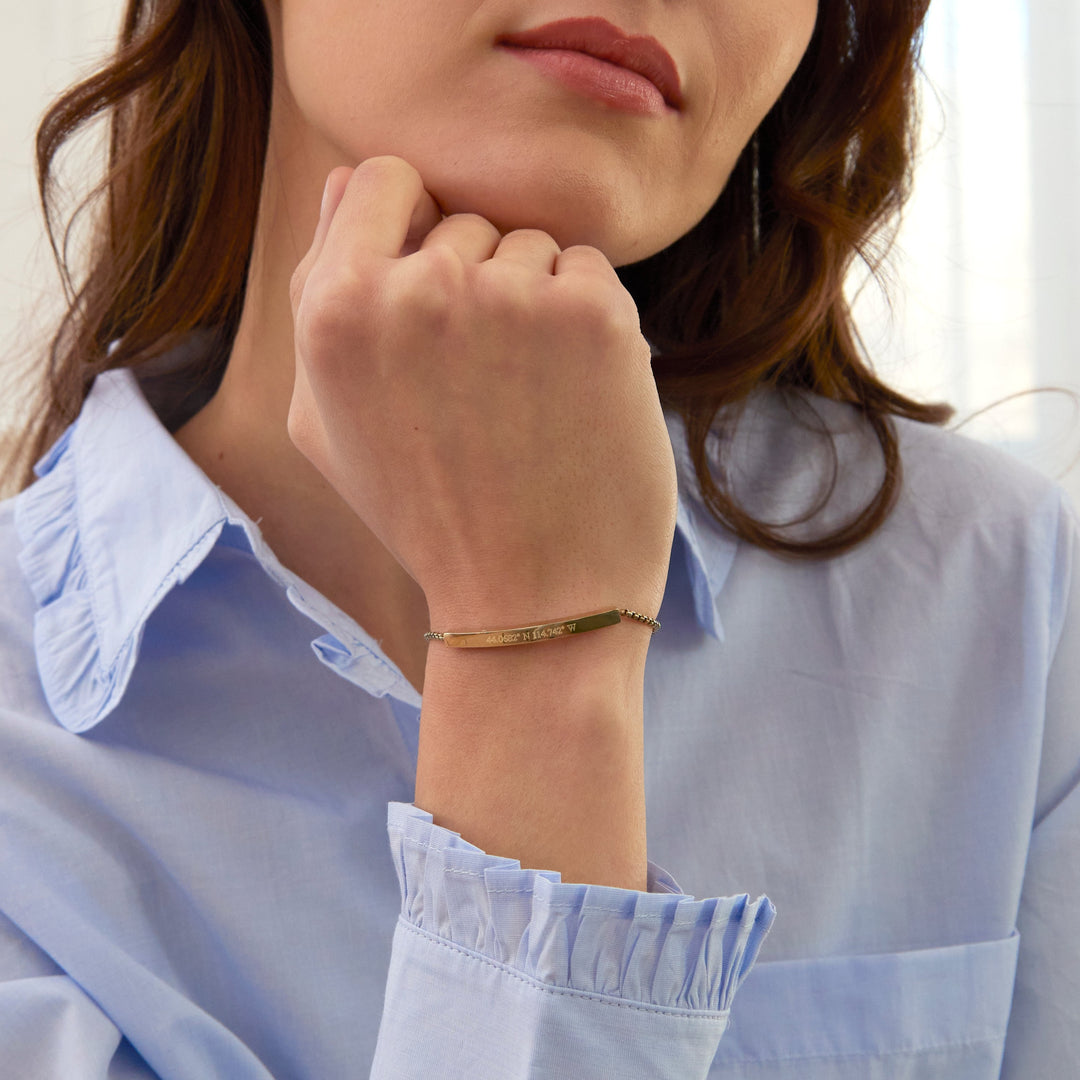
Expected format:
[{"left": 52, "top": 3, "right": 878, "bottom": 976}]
[{"left": 496, "top": 16, "right": 684, "bottom": 111}]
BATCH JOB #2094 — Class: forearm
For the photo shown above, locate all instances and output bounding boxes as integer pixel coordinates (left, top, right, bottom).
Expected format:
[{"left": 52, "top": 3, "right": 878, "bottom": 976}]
[{"left": 414, "top": 618, "right": 652, "bottom": 892}]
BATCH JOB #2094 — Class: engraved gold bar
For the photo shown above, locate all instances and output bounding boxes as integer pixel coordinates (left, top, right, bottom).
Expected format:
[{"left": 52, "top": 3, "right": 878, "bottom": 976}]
[{"left": 439, "top": 608, "right": 623, "bottom": 648}]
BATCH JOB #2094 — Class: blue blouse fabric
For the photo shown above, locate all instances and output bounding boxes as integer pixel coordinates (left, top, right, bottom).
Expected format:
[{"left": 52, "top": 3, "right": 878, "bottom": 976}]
[{"left": 0, "top": 360, "right": 1076, "bottom": 1078}]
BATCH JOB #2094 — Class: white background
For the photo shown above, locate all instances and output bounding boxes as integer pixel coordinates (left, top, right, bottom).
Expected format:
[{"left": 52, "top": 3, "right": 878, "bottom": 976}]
[{"left": 2, "top": 0, "right": 1078, "bottom": 505}]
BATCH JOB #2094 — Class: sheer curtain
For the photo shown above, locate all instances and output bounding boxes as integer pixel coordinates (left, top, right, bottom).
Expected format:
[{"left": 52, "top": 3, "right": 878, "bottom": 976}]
[
  {"left": 0, "top": 0, "right": 122, "bottom": 494},
  {"left": 2, "top": 0, "right": 1078, "bottom": 503},
  {"left": 847, "top": 0, "right": 1080, "bottom": 505}
]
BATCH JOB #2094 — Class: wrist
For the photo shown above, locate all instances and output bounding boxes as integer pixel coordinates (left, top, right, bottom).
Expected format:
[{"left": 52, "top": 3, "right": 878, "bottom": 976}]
[
  {"left": 416, "top": 610, "right": 650, "bottom": 889},
  {"left": 422, "top": 614, "right": 651, "bottom": 725},
  {"left": 412, "top": 596, "right": 648, "bottom": 889}
]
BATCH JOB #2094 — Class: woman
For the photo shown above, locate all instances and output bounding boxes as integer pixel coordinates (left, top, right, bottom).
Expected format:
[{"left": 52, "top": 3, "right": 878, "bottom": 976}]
[{"left": 0, "top": 0, "right": 1075, "bottom": 1075}]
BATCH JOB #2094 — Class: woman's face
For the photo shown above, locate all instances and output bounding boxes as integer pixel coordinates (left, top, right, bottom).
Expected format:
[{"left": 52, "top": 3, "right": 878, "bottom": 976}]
[{"left": 263, "top": 1, "right": 818, "bottom": 266}]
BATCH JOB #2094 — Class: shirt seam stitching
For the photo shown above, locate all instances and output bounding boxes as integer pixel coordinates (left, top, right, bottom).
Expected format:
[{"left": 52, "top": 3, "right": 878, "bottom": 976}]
[
  {"left": 100, "top": 517, "right": 227, "bottom": 672},
  {"left": 396, "top": 916, "right": 730, "bottom": 1020},
  {"left": 716, "top": 1030, "right": 1008, "bottom": 1066}
]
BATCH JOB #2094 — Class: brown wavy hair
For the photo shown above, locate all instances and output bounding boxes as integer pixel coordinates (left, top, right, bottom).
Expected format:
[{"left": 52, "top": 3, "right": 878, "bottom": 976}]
[{"left": 5, "top": 0, "right": 952, "bottom": 557}]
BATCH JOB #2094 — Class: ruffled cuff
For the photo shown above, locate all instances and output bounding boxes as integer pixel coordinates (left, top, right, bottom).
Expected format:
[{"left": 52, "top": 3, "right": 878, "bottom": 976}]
[{"left": 386, "top": 800, "right": 774, "bottom": 1014}]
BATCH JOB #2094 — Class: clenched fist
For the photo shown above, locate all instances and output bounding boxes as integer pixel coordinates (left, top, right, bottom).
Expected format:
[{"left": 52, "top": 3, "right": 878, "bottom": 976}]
[{"left": 287, "top": 155, "right": 677, "bottom": 633}]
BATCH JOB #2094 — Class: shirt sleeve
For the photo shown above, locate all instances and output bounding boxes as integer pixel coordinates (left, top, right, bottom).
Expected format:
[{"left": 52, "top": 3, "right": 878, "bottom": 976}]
[
  {"left": 0, "top": 909, "right": 158, "bottom": 1080},
  {"left": 1001, "top": 488, "right": 1080, "bottom": 1077},
  {"left": 370, "top": 800, "right": 775, "bottom": 1079}
]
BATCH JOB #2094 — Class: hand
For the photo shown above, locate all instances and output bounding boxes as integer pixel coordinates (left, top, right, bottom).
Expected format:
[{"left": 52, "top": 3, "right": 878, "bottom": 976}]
[{"left": 287, "top": 156, "right": 678, "bottom": 630}]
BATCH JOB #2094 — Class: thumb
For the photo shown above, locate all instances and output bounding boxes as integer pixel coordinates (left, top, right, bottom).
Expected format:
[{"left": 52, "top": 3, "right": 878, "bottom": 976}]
[
  {"left": 312, "top": 166, "right": 353, "bottom": 254},
  {"left": 289, "top": 166, "right": 358, "bottom": 323}
]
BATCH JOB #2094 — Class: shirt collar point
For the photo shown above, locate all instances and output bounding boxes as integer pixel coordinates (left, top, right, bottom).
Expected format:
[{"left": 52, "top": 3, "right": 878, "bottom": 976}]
[
  {"left": 15, "top": 365, "right": 230, "bottom": 731},
  {"left": 669, "top": 428, "right": 738, "bottom": 633}
]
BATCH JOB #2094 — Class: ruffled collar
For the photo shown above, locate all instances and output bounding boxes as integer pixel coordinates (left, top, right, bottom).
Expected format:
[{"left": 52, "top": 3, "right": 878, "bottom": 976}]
[{"left": 13, "top": 365, "right": 740, "bottom": 734}]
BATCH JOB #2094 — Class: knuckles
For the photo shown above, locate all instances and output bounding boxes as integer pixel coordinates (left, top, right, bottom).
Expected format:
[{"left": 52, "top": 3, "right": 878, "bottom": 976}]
[
  {"left": 288, "top": 262, "right": 307, "bottom": 314},
  {"left": 294, "top": 264, "right": 382, "bottom": 359},
  {"left": 396, "top": 246, "right": 466, "bottom": 322},
  {"left": 548, "top": 275, "right": 636, "bottom": 344},
  {"left": 292, "top": 235, "right": 642, "bottom": 382}
]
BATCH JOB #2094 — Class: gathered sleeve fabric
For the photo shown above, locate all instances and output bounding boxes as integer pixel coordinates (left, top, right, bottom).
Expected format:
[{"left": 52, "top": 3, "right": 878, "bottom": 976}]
[{"left": 370, "top": 801, "right": 775, "bottom": 1079}]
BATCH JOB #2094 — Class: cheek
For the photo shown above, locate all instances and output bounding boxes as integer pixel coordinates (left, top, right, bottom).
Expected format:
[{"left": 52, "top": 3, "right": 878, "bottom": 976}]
[
  {"left": 706, "top": 0, "right": 818, "bottom": 129},
  {"left": 277, "top": 1, "right": 416, "bottom": 125},
  {"left": 278, "top": 3, "right": 351, "bottom": 116},
  {"left": 662, "top": 1, "right": 816, "bottom": 246}
]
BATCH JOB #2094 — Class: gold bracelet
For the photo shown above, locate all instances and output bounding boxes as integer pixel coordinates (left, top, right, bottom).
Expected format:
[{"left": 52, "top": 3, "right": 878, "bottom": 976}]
[{"left": 424, "top": 607, "right": 661, "bottom": 648}]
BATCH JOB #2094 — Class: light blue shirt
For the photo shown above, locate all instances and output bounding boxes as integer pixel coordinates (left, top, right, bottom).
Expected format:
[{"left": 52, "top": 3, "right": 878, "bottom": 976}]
[{"left": 0, "top": 357, "right": 1076, "bottom": 1078}]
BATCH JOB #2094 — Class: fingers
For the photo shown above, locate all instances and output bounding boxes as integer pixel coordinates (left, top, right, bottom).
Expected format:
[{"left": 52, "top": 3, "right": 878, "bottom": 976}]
[
  {"left": 320, "top": 156, "right": 445, "bottom": 270},
  {"left": 317, "top": 166, "right": 352, "bottom": 253},
  {"left": 420, "top": 219, "right": 563, "bottom": 275},
  {"left": 290, "top": 157, "right": 444, "bottom": 324},
  {"left": 289, "top": 166, "right": 351, "bottom": 321},
  {"left": 419, "top": 213, "right": 502, "bottom": 262},
  {"left": 492, "top": 230, "right": 561, "bottom": 275},
  {"left": 289, "top": 157, "right": 613, "bottom": 330},
  {"left": 298, "top": 166, "right": 358, "bottom": 278},
  {"left": 553, "top": 244, "right": 618, "bottom": 281}
]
